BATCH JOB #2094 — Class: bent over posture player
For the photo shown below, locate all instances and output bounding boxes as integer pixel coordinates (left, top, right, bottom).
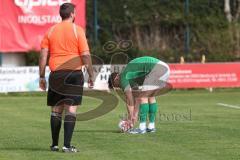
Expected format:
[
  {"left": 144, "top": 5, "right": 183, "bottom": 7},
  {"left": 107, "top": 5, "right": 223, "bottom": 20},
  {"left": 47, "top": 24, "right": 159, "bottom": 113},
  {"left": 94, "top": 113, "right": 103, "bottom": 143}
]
[{"left": 109, "top": 56, "right": 170, "bottom": 134}]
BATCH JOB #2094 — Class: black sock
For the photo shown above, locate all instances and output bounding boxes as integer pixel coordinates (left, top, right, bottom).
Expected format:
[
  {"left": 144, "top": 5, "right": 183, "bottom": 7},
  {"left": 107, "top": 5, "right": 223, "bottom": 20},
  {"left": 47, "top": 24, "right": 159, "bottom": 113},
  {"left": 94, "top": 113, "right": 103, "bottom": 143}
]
[
  {"left": 64, "top": 114, "right": 76, "bottom": 148},
  {"left": 50, "top": 112, "right": 62, "bottom": 146}
]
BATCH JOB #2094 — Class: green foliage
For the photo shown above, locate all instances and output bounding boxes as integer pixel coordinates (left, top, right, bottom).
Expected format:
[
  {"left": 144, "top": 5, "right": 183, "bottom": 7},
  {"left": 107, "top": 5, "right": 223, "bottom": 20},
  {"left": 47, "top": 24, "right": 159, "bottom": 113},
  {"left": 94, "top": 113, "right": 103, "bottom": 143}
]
[
  {"left": 25, "top": 50, "right": 39, "bottom": 66},
  {"left": 86, "top": 0, "right": 240, "bottom": 63}
]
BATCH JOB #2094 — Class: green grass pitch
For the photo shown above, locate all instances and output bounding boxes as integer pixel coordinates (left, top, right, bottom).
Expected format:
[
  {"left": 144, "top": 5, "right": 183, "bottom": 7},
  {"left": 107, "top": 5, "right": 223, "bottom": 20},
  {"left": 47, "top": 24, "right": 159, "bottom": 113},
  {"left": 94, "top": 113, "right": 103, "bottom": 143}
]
[{"left": 0, "top": 89, "right": 240, "bottom": 160}]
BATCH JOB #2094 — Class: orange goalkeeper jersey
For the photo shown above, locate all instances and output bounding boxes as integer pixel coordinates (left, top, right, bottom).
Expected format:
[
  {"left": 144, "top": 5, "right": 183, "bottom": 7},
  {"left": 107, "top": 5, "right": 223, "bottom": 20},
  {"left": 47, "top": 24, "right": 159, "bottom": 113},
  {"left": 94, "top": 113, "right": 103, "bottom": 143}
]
[{"left": 41, "top": 21, "right": 89, "bottom": 71}]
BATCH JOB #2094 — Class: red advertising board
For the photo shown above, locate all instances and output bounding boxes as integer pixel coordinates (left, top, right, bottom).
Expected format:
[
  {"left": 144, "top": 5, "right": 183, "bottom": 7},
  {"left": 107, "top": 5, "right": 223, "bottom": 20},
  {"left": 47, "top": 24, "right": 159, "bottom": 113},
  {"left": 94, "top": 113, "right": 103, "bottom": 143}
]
[
  {"left": 0, "top": 0, "right": 86, "bottom": 52},
  {"left": 169, "top": 63, "right": 240, "bottom": 88}
]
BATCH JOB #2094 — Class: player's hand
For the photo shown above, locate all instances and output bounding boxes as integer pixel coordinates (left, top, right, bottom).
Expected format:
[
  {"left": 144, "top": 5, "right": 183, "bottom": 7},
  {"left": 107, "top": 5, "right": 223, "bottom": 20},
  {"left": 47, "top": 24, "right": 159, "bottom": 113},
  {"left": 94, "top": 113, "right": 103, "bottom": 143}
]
[
  {"left": 131, "top": 116, "right": 138, "bottom": 125},
  {"left": 88, "top": 78, "right": 94, "bottom": 89},
  {"left": 126, "top": 119, "right": 133, "bottom": 129},
  {"left": 39, "top": 78, "right": 47, "bottom": 91}
]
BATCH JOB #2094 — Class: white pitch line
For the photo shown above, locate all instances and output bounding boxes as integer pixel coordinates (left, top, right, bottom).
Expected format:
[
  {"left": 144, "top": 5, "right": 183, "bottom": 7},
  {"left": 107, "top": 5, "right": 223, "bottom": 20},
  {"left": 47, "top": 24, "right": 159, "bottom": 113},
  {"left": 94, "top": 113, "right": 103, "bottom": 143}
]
[{"left": 217, "top": 103, "right": 240, "bottom": 109}]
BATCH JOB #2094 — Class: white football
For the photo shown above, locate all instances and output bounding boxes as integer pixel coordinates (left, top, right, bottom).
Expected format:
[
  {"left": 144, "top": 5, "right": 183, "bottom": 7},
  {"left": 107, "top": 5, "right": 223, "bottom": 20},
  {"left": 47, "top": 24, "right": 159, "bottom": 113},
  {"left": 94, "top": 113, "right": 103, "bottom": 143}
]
[{"left": 118, "top": 120, "right": 130, "bottom": 132}]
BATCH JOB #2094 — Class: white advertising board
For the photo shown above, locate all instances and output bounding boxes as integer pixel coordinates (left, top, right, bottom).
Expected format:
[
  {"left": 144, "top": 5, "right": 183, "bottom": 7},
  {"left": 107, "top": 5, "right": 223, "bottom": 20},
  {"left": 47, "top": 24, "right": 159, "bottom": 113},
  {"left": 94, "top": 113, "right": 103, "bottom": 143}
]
[{"left": 0, "top": 65, "right": 125, "bottom": 93}]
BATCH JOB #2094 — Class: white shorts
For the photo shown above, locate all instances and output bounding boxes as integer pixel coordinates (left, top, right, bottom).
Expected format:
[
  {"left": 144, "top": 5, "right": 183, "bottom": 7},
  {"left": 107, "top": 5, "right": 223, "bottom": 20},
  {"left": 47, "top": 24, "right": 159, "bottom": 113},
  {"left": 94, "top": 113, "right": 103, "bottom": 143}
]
[{"left": 141, "top": 61, "right": 170, "bottom": 91}]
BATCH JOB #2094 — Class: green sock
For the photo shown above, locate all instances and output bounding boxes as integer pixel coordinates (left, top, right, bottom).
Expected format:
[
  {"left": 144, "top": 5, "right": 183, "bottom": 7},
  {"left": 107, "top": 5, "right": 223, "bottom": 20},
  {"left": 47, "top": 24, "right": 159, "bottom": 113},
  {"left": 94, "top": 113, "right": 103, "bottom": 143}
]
[
  {"left": 149, "top": 103, "right": 158, "bottom": 123},
  {"left": 139, "top": 103, "right": 149, "bottom": 123}
]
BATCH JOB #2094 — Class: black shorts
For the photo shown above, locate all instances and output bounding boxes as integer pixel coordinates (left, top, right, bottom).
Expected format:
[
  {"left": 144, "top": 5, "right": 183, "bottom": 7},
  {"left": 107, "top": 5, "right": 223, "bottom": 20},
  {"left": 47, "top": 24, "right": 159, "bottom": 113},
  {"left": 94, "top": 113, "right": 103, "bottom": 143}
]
[{"left": 47, "top": 70, "right": 84, "bottom": 106}]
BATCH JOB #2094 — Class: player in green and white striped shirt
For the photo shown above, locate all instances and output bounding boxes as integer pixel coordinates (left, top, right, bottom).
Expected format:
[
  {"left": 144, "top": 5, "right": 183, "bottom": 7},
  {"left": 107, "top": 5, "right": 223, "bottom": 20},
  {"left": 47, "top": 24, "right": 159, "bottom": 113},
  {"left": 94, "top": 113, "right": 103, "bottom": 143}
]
[{"left": 108, "top": 56, "right": 170, "bottom": 134}]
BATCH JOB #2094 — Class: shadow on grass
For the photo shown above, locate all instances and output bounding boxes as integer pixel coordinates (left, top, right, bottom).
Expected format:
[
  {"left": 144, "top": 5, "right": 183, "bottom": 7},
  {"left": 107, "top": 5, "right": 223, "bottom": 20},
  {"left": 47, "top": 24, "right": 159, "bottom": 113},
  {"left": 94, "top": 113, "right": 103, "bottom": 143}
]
[
  {"left": 74, "top": 129, "right": 120, "bottom": 133},
  {"left": 0, "top": 147, "right": 49, "bottom": 152}
]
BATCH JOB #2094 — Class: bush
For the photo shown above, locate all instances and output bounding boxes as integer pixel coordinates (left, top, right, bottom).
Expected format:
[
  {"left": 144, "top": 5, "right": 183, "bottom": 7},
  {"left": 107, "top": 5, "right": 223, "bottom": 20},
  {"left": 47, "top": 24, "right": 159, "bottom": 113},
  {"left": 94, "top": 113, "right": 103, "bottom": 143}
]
[{"left": 25, "top": 50, "right": 39, "bottom": 66}]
